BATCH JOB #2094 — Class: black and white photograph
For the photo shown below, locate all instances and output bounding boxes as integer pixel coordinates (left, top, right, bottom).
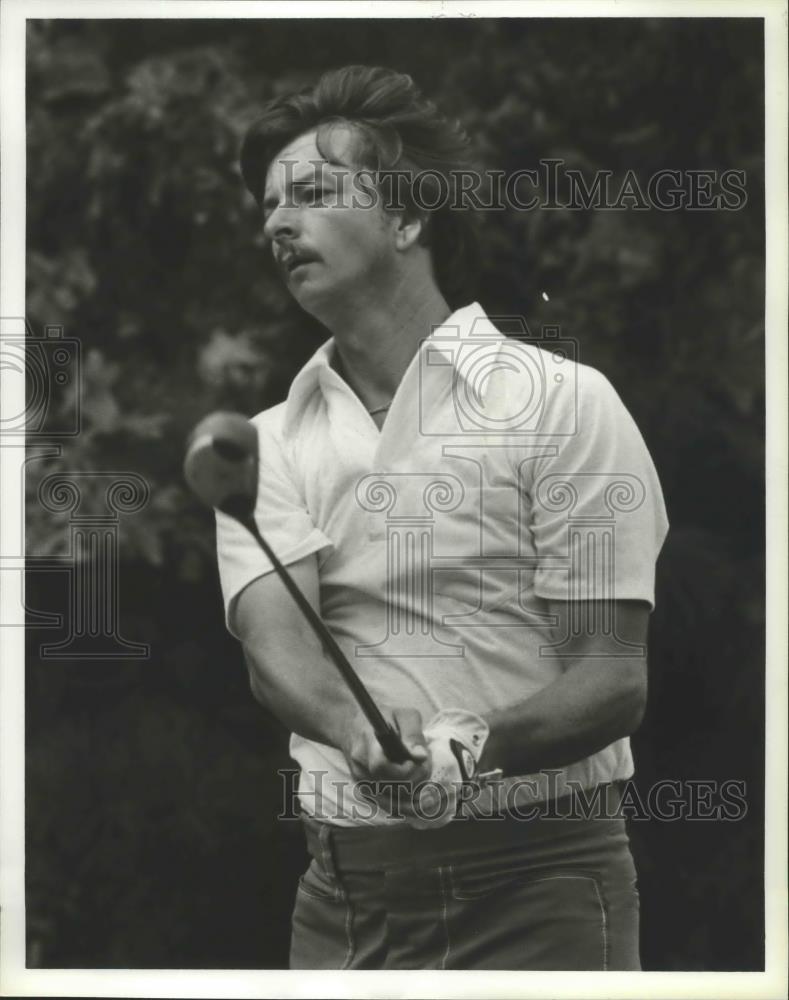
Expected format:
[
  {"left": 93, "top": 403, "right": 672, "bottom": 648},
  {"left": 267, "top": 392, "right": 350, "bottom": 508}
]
[{"left": 0, "top": 1, "right": 786, "bottom": 997}]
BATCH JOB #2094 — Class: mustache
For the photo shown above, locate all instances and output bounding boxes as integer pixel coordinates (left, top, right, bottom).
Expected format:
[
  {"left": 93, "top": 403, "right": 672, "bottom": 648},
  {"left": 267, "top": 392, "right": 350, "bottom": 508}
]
[{"left": 273, "top": 240, "right": 321, "bottom": 273}]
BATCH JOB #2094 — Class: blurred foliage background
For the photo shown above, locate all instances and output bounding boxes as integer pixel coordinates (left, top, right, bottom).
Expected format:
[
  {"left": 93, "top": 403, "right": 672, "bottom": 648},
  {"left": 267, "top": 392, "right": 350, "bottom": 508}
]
[{"left": 24, "top": 17, "right": 764, "bottom": 970}]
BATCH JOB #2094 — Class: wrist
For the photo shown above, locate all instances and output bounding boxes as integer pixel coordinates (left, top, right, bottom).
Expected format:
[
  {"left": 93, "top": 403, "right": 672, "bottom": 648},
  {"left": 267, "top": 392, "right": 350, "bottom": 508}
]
[{"left": 475, "top": 734, "right": 496, "bottom": 774}]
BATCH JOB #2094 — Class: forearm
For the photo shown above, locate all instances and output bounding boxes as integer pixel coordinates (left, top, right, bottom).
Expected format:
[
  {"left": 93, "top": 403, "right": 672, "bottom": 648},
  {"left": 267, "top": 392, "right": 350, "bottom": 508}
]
[
  {"left": 232, "top": 557, "right": 364, "bottom": 749},
  {"left": 479, "top": 657, "right": 646, "bottom": 777},
  {"left": 243, "top": 635, "right": 358, "bottom": 748}
]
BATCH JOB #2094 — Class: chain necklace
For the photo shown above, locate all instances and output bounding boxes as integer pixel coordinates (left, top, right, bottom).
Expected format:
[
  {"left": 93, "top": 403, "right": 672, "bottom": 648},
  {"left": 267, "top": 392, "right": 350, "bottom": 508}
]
[{"left": 367, "top": 403, "right": 392, "bottom": 416}]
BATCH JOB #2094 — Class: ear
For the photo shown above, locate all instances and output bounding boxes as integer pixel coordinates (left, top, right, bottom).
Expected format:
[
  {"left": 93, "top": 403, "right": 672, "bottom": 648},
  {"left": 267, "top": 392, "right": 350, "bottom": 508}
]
[{"left": 393, "top": 210, "right": 428, "bottom": 252}]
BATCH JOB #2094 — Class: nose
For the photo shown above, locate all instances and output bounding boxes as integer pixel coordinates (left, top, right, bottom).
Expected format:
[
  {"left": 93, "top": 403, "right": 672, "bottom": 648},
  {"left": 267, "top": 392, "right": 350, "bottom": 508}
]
[{"left": 263, "top": 200, "right": 299, "bottom": 243}]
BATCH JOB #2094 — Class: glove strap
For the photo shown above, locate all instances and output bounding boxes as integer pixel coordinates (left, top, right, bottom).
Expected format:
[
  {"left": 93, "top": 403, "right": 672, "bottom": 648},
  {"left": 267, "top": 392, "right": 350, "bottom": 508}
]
[
  {"left": 449, "top": 738, "right": 477, "bottom": 781},
  {"left": 449, "top": 737, "right": 503, "bottom": 787}
]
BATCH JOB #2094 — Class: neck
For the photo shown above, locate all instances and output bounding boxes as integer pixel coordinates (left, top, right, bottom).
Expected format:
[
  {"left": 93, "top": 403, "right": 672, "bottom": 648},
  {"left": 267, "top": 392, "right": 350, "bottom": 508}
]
[{"left": 317, "top": 271, "right": 452, "bottom": 410}]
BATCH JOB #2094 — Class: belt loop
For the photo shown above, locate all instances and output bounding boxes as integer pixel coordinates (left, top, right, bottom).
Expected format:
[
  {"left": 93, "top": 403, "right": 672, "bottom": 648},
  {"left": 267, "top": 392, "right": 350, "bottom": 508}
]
[{"left": 317, "top": 822, "right": 339, "bottom": 880}]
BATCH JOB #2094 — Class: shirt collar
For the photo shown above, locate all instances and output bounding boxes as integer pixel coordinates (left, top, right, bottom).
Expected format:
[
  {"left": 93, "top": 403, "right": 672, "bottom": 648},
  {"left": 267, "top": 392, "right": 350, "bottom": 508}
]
[
  {"left": 282, "top": 301, "right": 503, "bottom": 437},
  {"left": 282, "top": 337, "right": 336, "bottom": 437}
]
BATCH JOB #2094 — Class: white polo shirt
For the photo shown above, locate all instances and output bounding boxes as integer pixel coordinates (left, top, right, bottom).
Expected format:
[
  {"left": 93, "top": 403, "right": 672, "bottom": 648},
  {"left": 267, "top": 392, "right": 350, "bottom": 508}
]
[{"left": 216, "top": 302, "right": 669, "bottom": 825}]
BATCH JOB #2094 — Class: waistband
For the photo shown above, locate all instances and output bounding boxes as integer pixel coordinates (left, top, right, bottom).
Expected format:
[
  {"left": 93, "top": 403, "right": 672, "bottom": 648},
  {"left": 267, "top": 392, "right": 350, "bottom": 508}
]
[{"left": 301, "top": 782, "right": 626, "bottom": 873}]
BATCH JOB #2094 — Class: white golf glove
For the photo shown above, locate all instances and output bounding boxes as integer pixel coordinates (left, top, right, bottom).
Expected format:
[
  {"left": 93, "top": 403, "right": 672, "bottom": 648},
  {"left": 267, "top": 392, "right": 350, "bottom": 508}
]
[{"left": 407, "top": 708, "right": 493, "bottom": 830}]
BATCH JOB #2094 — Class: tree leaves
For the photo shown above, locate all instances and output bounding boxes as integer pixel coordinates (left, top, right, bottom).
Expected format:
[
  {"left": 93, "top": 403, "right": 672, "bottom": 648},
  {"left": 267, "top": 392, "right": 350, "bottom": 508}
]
[{"left": 25, "top": 17, "right": 765, "bottom": 971}]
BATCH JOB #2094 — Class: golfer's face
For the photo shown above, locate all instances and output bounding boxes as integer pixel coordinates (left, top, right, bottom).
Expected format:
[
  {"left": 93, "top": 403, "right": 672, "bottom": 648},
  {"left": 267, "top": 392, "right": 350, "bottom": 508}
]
[{"left": 262, "top": 127, "right": 396, "bottom": 313}]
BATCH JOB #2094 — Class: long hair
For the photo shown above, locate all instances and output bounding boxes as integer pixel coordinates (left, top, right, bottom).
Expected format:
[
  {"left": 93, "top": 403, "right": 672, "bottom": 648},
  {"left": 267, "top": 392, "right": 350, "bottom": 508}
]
[{"left": 240, "top": 65, "right": 480, "bottom": 308}]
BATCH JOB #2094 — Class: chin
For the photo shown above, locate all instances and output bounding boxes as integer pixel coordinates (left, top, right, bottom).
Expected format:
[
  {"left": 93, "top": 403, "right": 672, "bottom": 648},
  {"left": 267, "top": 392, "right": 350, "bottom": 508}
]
[
  {"left": 290, "top": 275, "right": 348, "bottom": 313},
  {"left": 290, "top": 282, "right": 335, "bottom": 320}
]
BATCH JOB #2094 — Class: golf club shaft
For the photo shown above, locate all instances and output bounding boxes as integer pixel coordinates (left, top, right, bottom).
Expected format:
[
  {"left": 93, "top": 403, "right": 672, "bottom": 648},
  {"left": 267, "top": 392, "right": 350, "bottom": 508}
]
[{"left": 239, "top": 514, "right": 413, "bottom": 764}]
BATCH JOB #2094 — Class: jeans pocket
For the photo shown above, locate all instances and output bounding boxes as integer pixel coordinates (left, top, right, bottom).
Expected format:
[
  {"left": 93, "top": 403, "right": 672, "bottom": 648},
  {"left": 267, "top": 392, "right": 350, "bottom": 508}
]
[
  {"left": 450, "top": 862, "right": 600, "bottom": 901},
  {"left": 447, "top": 864, "right": 612, "bottom": 970},
  {"left": 297, "top": 858, "right": 344, "bottom": 903},
  {"left": 291, "top": 860, "right": 355, "bottom": 970}
]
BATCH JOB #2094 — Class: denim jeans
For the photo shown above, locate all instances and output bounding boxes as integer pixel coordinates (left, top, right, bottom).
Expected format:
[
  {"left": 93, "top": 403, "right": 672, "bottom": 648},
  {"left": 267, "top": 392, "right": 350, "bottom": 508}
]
[{"left": 290, "top": 789, "right": 641, "bottom": 970}]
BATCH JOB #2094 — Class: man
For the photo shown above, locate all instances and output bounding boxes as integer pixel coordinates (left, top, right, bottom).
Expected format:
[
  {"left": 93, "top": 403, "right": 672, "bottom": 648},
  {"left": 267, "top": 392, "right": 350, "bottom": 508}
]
[{"left": 216, "top": 65, "right": 669, "bottom": 970}]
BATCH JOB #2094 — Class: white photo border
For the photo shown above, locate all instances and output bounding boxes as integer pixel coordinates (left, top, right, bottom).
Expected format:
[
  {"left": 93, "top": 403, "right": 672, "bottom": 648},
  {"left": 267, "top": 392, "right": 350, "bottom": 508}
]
[{"left": 1, "top": 2, "right": 786, "bottom": 997}]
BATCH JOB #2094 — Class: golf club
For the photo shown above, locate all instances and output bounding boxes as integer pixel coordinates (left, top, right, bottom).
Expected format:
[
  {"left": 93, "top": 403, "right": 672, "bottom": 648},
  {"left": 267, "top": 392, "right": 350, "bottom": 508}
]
[{"left": 183, "top": 410, "right": 415, "bottom": 765}]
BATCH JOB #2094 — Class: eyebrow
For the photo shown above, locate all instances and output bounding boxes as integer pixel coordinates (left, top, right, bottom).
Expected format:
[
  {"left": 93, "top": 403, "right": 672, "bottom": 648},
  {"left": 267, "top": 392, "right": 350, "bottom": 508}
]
[{"left": 262, "top": 158, "right": 351, "bottom": 214}]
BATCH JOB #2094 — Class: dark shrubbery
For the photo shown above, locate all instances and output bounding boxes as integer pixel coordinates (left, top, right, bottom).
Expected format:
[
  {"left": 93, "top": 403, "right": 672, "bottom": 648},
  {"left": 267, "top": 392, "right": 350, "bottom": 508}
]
[{"left": 25, "top": 17, "right": 764, "bottom": 969}]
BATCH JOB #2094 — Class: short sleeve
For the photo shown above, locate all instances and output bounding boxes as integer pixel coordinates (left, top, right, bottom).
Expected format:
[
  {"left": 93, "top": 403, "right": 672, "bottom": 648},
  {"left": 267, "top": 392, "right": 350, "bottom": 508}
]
[
  {"left": 529, "top": 365, "right": 669, "bottom": 610},
  {"left": 215, "top": 408, "right": 333, "bottom": 638}
]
